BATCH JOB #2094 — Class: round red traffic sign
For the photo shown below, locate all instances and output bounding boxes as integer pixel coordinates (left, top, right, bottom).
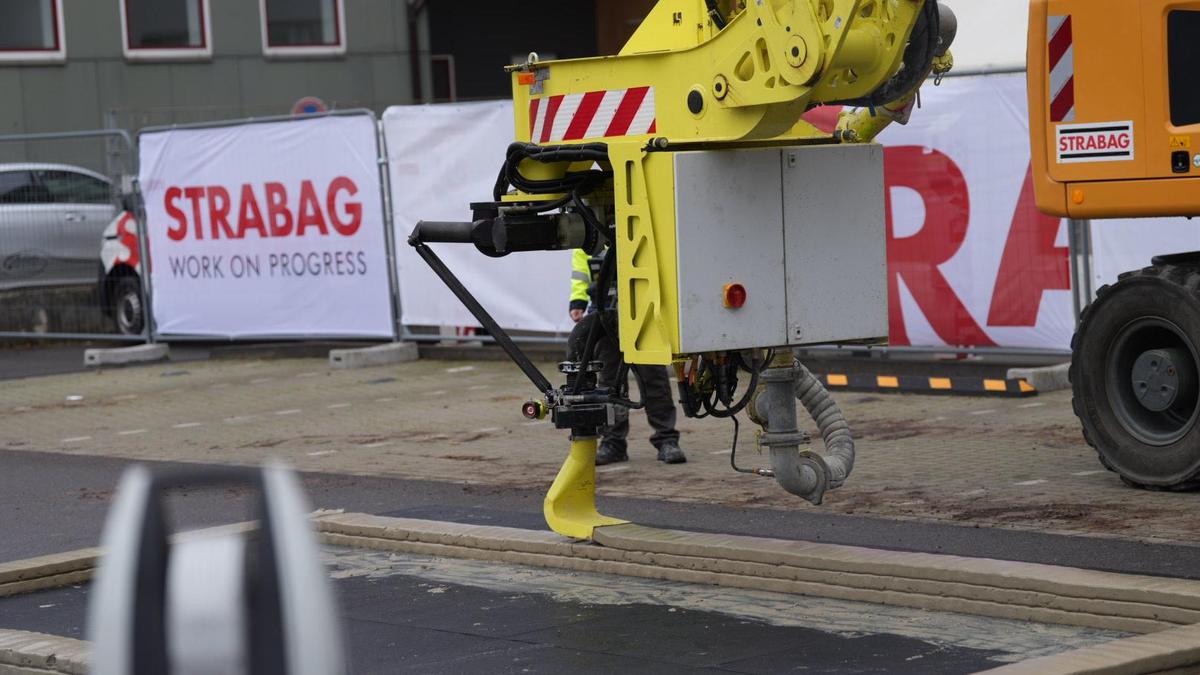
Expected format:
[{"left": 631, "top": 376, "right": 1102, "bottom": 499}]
[{"left": 292, "top": 96, "right": 328, "bottom": 116}]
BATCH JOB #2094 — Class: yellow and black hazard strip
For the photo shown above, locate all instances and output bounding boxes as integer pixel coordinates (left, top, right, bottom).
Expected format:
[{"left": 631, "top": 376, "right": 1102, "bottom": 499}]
[{"left": 818, "top": 373, "right": 1037, "bottom": 397}]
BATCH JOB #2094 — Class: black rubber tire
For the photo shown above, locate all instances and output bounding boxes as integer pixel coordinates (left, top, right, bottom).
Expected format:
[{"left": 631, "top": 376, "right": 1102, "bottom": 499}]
[
  {"left": 1070, "top": 264, "right": 1200, "bottom": 491},
  {"left": 111, "top": 276, "right": 145, "bottom": 336}
]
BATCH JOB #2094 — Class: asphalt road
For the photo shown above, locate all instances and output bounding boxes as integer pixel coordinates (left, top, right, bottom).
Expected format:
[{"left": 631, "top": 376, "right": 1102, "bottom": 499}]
[
  {"left": 1, "top": 449, "right": 1197, "bottom": 579},
  {"left": 0, "top": 345, "right": 93, "bottom": 381},
  {"left": 0, "top": 341, "right": 356, "bottom": 382}
]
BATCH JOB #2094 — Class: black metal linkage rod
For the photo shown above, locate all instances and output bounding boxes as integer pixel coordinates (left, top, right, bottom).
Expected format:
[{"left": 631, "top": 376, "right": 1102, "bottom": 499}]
[{"left": 410, "top": 241, "right": 555, "bottom": 395}]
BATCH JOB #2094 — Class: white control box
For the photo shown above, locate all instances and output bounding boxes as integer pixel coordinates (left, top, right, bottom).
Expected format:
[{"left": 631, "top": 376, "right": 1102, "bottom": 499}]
[{"left": 673, "top": 144, "right": 887, "bottom": 354}]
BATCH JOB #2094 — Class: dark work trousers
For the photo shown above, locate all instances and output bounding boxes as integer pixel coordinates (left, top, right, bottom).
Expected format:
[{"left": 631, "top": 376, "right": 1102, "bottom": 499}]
[{"left": 568, "top": 314, "right": 680, "bottom": 451}]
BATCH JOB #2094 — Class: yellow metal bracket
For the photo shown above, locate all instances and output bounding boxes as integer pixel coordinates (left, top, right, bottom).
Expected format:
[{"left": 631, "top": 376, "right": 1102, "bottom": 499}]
[
  {"left": 610, "top": 142, "right": 677, "bottom": 366},
  {"left": 544, "top": 437, "right": 629, "bottom": 540},
  {"left": 709, "top": 1, "right": 825, "bottom": 109}
]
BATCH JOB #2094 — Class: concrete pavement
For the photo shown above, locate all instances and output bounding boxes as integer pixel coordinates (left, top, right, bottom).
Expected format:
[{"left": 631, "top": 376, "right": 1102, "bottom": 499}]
[
  {"left": 0, "top": 547, "right": 1132, "bottom": 674},
  {"left": 1, "top": 356, "right": 1196, "bottom": 546},
  {"left": 0, "top": 435, "right": 1193, "bottom": 673}
]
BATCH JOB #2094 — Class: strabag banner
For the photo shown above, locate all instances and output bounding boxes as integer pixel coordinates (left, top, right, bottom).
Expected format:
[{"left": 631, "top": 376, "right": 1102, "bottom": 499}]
[
  {"left": 384, "top": 75, "right": 1197, "bottom": 350},
  {"left": 830, "top": 73, "right": 1079, "bottom": 350},
  {"left": 384, "top": 103, "right": 575, "bottom": 334},
  {"left": 831, "top": 73, "right": 1197, "bottom": 351},
  {"left": 384, "top": 81, "right": 1066, "bottom": 347},
  {"left": 139, "top": 114, "right": 394, "bottom": 338}
]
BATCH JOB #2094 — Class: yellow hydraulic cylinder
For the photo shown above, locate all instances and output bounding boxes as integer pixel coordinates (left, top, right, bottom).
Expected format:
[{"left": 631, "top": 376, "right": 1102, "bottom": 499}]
[
  {"left": 836, "top": 52, "right": 955, "bottom": 143},
  {"left": 543, "top": 437, "right": 629, "bottom": 540}
]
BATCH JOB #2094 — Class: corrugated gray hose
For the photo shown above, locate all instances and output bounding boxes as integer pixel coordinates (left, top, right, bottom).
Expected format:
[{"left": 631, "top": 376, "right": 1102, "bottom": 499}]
[{"left": 793, "top": 360, "right": 855, "bottom": 489}]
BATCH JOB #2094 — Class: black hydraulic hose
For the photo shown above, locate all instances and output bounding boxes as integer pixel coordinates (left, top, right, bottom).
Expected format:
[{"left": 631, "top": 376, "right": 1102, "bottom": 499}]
[
  {"left": 574, "top": 316, "right": 603, "bottom": 396},
  {"left": 494, "top": 142, "right": 610, "bottom": 201},
  {"left": 572, "top": 189, "right": 612, "bottom": 248},
  {"left": 609, "top": 362, "right": 646, "bottom": 410},
  {"left": 501, "top": 193, "right": 575, "bottom": 216},
  {"left": 705, "top": 0, "right": 727, "bottom": 30},
  {"left": 571, "top": 251, "right": 617, "bottom": 395},
  {"left": 701, "top": 367, "right": 758, "bottom": 419},
  {"left": 728, "top": 416, "right": 772, "bottom": 477}
]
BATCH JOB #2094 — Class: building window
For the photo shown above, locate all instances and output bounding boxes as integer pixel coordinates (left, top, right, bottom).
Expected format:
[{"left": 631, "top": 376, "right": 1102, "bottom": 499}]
[
  {"left": 260, "top": 0, "right": 346, "bottom": 57},
  {"left": 120, "top": 0, "right": 211, "bottom": 61},
  {"left": 0, "top": 0, "right": 65, "bottom": 64}
]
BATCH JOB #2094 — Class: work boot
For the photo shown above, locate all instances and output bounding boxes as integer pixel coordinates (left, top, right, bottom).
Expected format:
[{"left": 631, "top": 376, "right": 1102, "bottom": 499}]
[
  {"left": 656, "top": 442, "right": 687, "bottom": 464},
  {"left": 595, "top": 443, "right": 629, "bottom": 466}
]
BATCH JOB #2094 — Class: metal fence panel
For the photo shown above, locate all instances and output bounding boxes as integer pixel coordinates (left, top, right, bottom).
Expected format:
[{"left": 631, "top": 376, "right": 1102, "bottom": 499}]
[
  {"left": 136, "top": 111, "right": 398, "bottom": 341},
  {"left": 0, "top": 129, "right": 149, "bottom": 341}
]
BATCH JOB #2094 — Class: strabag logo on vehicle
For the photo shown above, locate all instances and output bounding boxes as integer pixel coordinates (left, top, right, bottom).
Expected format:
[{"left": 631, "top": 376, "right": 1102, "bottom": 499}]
[{"left": 1056, "top": 121, "right": 1135, "bottom": 164}]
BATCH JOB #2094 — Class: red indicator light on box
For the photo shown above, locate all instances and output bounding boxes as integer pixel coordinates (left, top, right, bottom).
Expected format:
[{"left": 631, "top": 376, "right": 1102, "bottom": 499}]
[
  {"left": 517, "top": 72, "right": 537, "bottom": 86},
  {"left": 723, "top": 283, "right": 747, "bottom": 309}
]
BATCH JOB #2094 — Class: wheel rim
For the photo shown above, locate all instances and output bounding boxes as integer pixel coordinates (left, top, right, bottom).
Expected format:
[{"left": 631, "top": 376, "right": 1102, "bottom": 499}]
[
  {"left": 117, "top": 290, "right": 143, "bottom": 334},
  {"left": 1105, "top": 317, "right": 1200, "bottom": 446}
]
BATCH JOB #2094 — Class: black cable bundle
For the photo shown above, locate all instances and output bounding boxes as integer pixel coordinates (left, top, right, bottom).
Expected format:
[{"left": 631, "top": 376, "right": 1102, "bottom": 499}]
[
  {"left": 492, "top": 142, "right": 611, "bottom": 202},
  {"left": 689, "top": 350, "right": 774, "bottom": 419},
  {"left": 493, "top": 142, "right": 615, "bottom": 248},
  {"left": 705, "top": 0, "right": 728, "bottom": 30}
]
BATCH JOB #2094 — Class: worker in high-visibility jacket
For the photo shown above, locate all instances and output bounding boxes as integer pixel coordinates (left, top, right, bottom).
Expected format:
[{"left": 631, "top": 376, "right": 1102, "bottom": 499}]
[{"left": 569, "top": 249, "right": 685, "bottom": 465}]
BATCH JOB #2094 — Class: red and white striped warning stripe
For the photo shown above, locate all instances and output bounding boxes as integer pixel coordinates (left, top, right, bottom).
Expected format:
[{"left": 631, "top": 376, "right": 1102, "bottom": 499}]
[
  {"left": 529, "top": 86, "right": 657, "bottom": 143},
  {"left": 1048, "top": 15, "right": 1075, "bottom": 123}
]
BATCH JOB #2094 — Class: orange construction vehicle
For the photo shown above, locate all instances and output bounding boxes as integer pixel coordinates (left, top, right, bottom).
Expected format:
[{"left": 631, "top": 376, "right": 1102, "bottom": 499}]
[{"left": 1029, "top": 0, "right": 1200, "bottom": 490}]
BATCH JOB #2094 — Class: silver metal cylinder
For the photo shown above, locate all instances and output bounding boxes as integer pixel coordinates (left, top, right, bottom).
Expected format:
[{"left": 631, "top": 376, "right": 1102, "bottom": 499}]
[{"left": 759, "top": 366, "right": 829, "bottom": 505}]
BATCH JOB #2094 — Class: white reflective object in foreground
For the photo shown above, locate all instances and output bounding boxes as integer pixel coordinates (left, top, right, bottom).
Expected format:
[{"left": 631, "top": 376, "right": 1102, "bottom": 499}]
[{"left": 88, "top": 462, "right": 344, "bottom": 675}]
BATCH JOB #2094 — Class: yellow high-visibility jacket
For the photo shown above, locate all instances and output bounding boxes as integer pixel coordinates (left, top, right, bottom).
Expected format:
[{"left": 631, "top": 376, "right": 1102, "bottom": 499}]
[{"left": 570, "top": 249, "right": 591, "bottom": 312}]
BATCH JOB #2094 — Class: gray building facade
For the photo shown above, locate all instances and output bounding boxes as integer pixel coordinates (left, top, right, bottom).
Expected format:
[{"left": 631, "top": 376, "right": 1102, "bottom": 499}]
[{"left": 0, "top": 0, "right": 430, "bottom": 135}]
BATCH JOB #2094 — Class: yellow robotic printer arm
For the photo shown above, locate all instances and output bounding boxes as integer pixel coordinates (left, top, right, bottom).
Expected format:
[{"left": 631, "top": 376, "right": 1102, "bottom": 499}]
[
  {"left": 409, "top": 0, "right": 957, "bottom": 538},
  {"left": 501, "top": 0, "right": 956, "bottom": 368},
  {"left": 510, "top": 0, "right": 955, "bottom": 145}
]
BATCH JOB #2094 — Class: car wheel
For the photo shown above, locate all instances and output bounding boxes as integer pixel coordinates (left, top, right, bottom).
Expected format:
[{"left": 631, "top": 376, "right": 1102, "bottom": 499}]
[{"left": 111, "top": 276, "right": 144, "bottom": 336}]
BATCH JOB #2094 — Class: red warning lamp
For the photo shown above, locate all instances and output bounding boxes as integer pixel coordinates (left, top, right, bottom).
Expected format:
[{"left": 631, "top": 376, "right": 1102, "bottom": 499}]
[{"left": 723, "top": 283, "right": 747, "bottom": 309}]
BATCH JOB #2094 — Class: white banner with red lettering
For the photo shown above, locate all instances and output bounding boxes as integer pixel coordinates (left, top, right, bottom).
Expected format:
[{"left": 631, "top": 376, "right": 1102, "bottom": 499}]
[
  {"left": 830, "top": 73, "right": 1079, "bottom": 350},
  {"left": 383, "top": 76, "right": 1196, "bottom": 350},
  {"left": 824, "top": 74, "right": 1196, "bottom": 351},
  {"left": 1092, "top": 221, "right": 1200, "bottom": 296},
  {"left": 384, "top": 103, "right": 575, "bottom": 334},
  {"left": 139, "top": 115, "right": 393, "bottom": 337},
  {"left": 385, "top": 82, "right": 1070, "bottom": 347}
]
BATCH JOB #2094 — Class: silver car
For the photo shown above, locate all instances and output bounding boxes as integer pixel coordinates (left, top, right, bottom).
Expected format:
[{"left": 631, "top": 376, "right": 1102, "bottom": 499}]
[{"left": 0, "top": 163, "right": 118, "bottom": 291}]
